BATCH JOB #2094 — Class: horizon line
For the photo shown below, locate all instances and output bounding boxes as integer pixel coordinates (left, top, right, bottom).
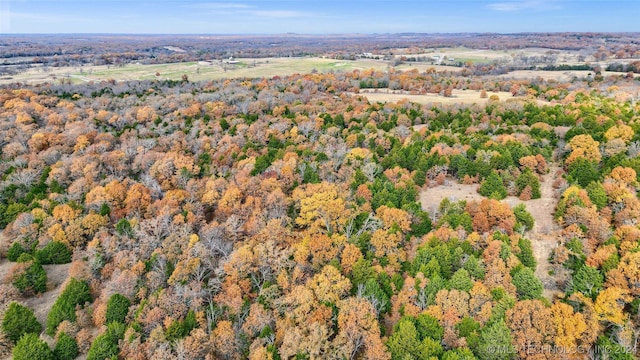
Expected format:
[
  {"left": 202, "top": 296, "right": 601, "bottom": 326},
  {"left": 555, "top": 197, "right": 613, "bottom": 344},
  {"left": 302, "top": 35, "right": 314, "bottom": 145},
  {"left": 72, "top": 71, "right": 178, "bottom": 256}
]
[{"left": 2, "top": 31, "right": 640, "bottom": 37}]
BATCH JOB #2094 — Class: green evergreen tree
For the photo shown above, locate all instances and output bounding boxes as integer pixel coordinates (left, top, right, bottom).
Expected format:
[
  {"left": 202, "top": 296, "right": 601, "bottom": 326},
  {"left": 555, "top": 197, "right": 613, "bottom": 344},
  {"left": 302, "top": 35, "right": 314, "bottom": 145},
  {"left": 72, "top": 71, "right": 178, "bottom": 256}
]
[
  {"left": 46, "top": 278, "right": 92, "bottom": 336},
  {"left": 595, "top": 335, "right": 635, "bottom": 360},
  {"left": 414, "top": 313, "right": 444, "bottom": 341},
  {"left": 463, "top": 256, "right": 486, "bottom": 280},
  {"left": 12, "top": 254, "right": 47, "bottom": 296},
  {"left": 12, "top": 333, "right": 54, "bottom": 360},
  {"left": 35, "top": 241, "right": 72, "bottom": 264},
  {"left": 515, "top": 168, "right": 541, "bottom": 199},
  {"left": 478, "top": 171, "right": 507, "bottom": 200},
  {"left": 476, "top": 320, "right": 515, "bottom": 360},
  {"left": 570, "top": 265, "right": 603, "bottom": 298},
  {"left": 53, "top": 332, "right": 79, "bottom": 360},
  {"left": 567, "top": 158, "right": 600, "bottom": 188},
  {"left": 86, "top": 322, "right": 125, "bottom": 360},
  {"left": 105, "top": 293, "right": 131, "bottom": 324},
  {"left": 513, "top": 204, "right": 535, "bottom": 232},
  {"left": 2, "top": 302, "right": 42, "bottom": 343},
  {"left": 586, "top": 181, "right": 607, "bottom": 210},
  {"left": 512, "top": 267, "right": 543, "bottom": 300},
  {"left": 516, "top": 238, "right": 536, "bottom": 269},
  {"left": 7, "top": 241, "right": 28, "bottom": 262},
  {"left": 449, "top": 268, "right": 474, "bottom": 292},
  {"left": 387, "top": 318, "right": 422, "bottom": 360},
  {"left": 456, "top": 317, "right": 481, "bottom": 350}
]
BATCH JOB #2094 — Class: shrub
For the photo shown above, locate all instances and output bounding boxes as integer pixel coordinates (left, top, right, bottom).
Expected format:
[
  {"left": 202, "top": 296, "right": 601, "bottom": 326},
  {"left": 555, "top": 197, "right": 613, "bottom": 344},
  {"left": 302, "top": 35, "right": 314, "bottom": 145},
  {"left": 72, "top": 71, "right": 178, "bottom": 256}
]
[
  {"left": 516, "top": 238, "right": 537, "bottom": 269},
  {"left": 512, "top": 267, "right": 543, "bottom": 300},
  {"left": 35, "top": 241, "right": 72, "bottom": 265},
  {"left": 12, "top": 256, "right": 47, "bottom": 296},
  {"left": 478, "top": 171, "right": 507, "bottom": 200},
  {"left": 46, "top": 278, "right": 92, "bottom": 336},
  {"left": 513, "top": 204, "right": 535, "bottom": 232},
  {"left": 7, "top": 241, "right": 29, "bottom": 262},
  {"left": 105, "top": 293, "right": 130, "bottom": 324},
  {"left": 1, "top": 302, "right": 42, "bottom": 343},
  {"left": 449, "top": 268, "right": 474, "bottom": 292},
  {"left": 53, "top": 332, "right": 79, "bottom": 360},
  {"left": 585, "top": 181, "right": 607, "bottom": 210},
  {"left": 86, "top": 322, "right": 125, "bottom": 360},
  {"left": 516, "top": 168, "right": 541, "bottom": 199},
  {"left": 12, "top": 333, "right": 54, "bottom": 360}
]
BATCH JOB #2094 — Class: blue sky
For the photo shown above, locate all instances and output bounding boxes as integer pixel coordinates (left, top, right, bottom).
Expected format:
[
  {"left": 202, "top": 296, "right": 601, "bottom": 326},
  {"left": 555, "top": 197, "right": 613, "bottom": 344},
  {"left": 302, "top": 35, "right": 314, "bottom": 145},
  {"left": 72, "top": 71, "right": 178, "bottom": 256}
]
[{"left": 0, "top": 0, "right": 637, "bottom": 34}]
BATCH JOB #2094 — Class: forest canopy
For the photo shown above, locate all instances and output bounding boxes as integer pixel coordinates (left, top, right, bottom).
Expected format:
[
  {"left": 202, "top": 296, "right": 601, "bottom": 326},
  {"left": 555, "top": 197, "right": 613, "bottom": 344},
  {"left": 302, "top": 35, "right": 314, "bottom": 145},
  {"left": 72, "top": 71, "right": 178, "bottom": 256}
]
[{"left": 0, "top": 60, "right": 639, "bottom": 359}]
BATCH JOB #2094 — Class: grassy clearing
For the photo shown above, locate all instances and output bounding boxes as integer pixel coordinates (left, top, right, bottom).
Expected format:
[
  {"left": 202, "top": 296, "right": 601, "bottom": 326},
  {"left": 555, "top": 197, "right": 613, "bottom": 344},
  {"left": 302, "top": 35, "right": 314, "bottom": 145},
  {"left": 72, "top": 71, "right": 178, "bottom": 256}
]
[
  {"left": 3, "top": 48, "right": 636, "bottom": 86},
  {"left": 357, "top": 89, "right": 524, "bottom": 106},
  {"left": 0, "top": 57, "right": 392, "bottom": 85}
]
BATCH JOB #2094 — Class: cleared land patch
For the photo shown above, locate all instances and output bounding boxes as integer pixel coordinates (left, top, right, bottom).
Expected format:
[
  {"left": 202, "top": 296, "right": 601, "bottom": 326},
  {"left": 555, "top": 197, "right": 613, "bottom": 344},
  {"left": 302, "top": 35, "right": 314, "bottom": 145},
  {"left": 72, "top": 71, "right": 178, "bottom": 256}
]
[
  {"left": 419, "top": 166, "right": 562, "bottom": 300},
  {"left": 358, "top": 89, "right": 528, "bottom": 106},
  {"left": 0, "top": 57, "right": 390, "bottom": 85},
  {"left": 2, "top": 47, "right": 638, "bottom": 85}
]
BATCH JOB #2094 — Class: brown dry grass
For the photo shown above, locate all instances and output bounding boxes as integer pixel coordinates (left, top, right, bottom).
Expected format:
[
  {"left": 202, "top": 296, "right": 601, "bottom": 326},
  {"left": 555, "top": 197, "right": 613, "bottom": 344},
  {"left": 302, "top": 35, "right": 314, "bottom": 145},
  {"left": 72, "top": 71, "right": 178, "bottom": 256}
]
[
  {"left": 22, "top": 263, "right": 71, "bottom": 327},
  {"left": 357, "top": 89, "right": 535, "bottom": 106}
]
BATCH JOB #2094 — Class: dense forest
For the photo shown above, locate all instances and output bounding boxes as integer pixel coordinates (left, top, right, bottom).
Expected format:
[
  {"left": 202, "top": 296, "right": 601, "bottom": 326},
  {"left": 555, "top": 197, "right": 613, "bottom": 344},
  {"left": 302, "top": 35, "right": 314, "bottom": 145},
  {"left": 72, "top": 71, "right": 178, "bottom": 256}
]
[{"left": 0, "top": 64, "right": 639, "bottom": 360}]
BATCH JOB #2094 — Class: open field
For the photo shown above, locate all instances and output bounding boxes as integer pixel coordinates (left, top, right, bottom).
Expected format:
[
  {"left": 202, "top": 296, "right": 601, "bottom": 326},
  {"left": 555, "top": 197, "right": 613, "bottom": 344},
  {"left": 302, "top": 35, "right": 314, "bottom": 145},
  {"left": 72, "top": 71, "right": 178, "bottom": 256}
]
[
  {"left": 2, "top": 45, "right": 639, "bottom": 85},
  {"left": 357, "top": 89, "right": 542, "bottom": 106},
  {"left": 0, "top": 57, "right": 391, "bottom": 85},
  {"left": 0, "top": 48, "right": 628, "bottom": 86},
  {"left": 498, "top": 69, "right": 634, "bottom": 81}
]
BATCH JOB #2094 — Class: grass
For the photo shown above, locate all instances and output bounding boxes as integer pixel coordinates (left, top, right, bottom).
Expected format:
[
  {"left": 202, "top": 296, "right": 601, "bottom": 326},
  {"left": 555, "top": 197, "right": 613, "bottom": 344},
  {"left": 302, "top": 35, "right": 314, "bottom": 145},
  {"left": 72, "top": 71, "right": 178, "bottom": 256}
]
[
  {"left": 358, "top": 89, "right": 522, "bottom": 106},
  {"left": 3, "top": 47, "right": 636, "bottom": 86},
  {"left": 60, "top": 57, "right": 390, "bottom": 84}
]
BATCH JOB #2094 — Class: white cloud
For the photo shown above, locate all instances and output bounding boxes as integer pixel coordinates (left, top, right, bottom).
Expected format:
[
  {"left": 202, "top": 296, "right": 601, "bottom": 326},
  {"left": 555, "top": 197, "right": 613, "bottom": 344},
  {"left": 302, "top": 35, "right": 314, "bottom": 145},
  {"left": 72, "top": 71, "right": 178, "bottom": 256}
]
[
  {"left": 184, "top": 2, "right": 312, "bottom": 19},
  {"left": 488, "top": 0, "right": 560, "bottom": 12},
  {"left": 186, "top": 3, "right": 250, "bottom": 10},
  {"left": 249, "top": 10, "right": 308, "bottom": 18}
]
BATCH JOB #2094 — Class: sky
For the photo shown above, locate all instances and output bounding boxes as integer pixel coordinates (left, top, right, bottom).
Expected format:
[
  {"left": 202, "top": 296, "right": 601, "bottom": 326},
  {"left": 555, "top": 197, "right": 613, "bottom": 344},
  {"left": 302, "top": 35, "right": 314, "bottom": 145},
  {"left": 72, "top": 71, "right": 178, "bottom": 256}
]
[{"left": 0, "top": 0, "right": 637, "bottom": 34}]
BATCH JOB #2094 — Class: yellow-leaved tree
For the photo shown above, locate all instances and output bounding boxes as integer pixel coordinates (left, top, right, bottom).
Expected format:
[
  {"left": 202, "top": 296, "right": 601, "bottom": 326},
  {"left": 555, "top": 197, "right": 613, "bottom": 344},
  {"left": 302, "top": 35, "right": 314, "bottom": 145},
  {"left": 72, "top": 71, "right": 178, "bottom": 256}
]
[
  {"left": 292, "top": 182, "right": 351, "bottom": 233},
  {"left": 566, "top": 134, "right": 601, "bottom": 165},
  {"left": 550, "top": 302, "right": 589, "bottom": 350},
  {"left": 604, "top": 123, "right": 634, "bottom": 143},
  {"left": 594, "top": 287, "right": 632, "bottom": 325}
]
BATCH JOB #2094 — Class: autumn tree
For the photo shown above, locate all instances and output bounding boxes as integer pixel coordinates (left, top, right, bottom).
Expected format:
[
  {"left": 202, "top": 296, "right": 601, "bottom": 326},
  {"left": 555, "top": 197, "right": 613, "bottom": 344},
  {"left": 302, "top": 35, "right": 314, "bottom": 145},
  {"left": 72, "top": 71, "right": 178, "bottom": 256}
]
[
  {"left": 604, "top": 123, "right": 634, "bottom": 143},
  {"left": 566, "top": 134, "right": 601, "bottom": 165},
  {"left": 335, "top": 297, "right": 390, "bottom": 359},
  {"left": 593, "top": 287, "right": 631, "bottom": 325},
  {"left": 292, "top": 182, "right": 352, "bottom": 233},
  {"left": 506, "top": 300, "right": 555, "bottom": 359},
  {"left": 550, "top": 302, "right": 589, "bottom": 351}
]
